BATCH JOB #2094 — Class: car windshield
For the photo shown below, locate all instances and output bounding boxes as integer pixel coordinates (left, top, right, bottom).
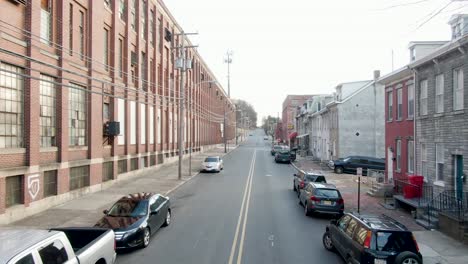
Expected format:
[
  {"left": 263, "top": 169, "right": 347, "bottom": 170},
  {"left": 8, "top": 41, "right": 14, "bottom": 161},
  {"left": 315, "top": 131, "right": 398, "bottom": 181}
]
[
  {"left": 108, "top": 200, "right": 148, "bottom": 217},
  {"left": 376, "top": 232, "right": 417, "bottom": 252},
  {"left": 205, "top": 157, "right": 219, "bottom": 162},
  {"left": 315, "top": 189, "right": 340, "bottom": 198},
  {"left": 306, "top": 175, "right": 326, "bottom": 183}
]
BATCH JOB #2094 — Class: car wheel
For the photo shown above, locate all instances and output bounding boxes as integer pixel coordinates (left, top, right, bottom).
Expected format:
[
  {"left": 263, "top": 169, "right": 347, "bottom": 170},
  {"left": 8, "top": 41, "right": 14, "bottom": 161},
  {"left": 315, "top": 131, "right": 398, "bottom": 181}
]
[
  {"left": 395, "top": 252, "right": 421, "bottom": 264},
  {"left": 322, "top": 232, "right": 335, "bottom": 251},
  {"left": 142, "top": 227, "right": 151, "bottom": 248},
  {"left": 335, "top": 166, "right": 344, "bottom": 174},
  {"left": 163, "top": 210, "right": 171, "bottom": 227},
  {"left": 304, "top": 202, "right": 311, "bottom": 216}
]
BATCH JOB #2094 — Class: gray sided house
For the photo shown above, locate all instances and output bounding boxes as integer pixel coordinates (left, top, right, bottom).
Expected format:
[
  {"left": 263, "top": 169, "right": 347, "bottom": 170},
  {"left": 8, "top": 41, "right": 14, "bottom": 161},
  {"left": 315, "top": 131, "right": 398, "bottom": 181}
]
[
  {"left": 410, "top": 34, "right": 468, "bottom": 195},
  {"left": 331, "top": 76, "right": 385, "bottom": 159}
]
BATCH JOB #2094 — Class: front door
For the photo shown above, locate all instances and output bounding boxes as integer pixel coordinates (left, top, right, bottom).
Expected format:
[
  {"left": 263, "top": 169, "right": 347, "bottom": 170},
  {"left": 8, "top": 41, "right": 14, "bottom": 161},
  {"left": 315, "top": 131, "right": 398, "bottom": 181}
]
[
  {"left": 454, "top": 155, "right": 464, "bottom": 200},
  {"left": 387, "top": 147, "right": 394, "bottom": 182}
]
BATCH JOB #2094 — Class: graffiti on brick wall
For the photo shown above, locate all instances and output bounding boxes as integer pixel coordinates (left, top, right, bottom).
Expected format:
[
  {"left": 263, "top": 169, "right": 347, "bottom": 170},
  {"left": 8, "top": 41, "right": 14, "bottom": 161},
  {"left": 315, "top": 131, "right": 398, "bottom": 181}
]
[{"left": 28, "top": 174, "right": 40, "bottom": 200}]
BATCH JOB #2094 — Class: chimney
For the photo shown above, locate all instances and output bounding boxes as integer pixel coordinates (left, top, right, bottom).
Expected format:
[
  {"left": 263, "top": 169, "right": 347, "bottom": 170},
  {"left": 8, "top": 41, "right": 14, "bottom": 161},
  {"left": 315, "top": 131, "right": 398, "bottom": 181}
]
[{"left": 373, "top": 70, "right": 381, "bottom": 81}]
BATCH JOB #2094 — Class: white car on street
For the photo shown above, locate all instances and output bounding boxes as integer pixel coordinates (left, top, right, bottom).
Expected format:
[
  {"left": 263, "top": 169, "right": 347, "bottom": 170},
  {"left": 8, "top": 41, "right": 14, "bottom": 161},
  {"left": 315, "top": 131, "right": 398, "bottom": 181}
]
[{"left": 201, "top": 156, "right": 224, "bottom": 173}]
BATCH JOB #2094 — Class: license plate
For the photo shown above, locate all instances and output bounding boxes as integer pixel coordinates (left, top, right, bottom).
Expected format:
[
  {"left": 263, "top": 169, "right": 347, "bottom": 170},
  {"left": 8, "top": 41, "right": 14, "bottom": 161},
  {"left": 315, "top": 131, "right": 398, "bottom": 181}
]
[
  {"left": 323, "top": 201, "right": 332, "bottom": 205},
  {"left": 374, "top": 259, "right": 386, "bottom": 264}
]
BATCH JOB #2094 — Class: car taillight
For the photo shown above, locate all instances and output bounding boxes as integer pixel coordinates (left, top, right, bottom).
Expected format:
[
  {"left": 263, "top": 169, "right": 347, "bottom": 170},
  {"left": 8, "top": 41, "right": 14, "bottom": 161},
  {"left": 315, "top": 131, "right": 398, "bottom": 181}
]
[
  {"left": 412, "top": 233, "right": 420, "bottom": 252},
  {"left": 363, "top": 230, "right": 372, "bottom": 249},
  {"left": 310, "top": 196, "right": 320, "bottom": 202},
  {"left": 337, "top": 198, "right": 344, "bottom": 204},
  {"left": 299, "top": 180, "right": 305, "bottom": 188}
]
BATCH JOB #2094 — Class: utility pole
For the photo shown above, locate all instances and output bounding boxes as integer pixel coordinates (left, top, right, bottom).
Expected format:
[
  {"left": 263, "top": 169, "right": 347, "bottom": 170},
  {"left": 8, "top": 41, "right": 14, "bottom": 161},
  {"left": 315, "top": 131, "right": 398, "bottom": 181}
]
[
  {"left": 174, "top": 31, "right": 198, "bottom": 180},
  {"left": 224, "top": 51, "right": 233, "bottom": 98},
  {"left": 224, "top": 100, "right": 227, "bottom": 153}
]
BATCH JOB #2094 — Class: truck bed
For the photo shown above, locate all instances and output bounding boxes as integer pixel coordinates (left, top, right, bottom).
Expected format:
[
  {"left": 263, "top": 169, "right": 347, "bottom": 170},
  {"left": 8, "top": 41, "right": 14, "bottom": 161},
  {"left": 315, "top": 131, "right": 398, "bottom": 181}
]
[{"left": 51, "top": 227, "right": 111, "bottom": 254}]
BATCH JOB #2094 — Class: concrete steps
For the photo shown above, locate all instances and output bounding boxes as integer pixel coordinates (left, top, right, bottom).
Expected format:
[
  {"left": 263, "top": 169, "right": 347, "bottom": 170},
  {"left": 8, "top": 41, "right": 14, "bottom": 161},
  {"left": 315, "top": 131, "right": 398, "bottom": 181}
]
[
  {"left": 417, "top": 210, "right": 439, "bottom": 229},
  {"left": 366, "top": 182, "right": 393, "bottom": 197}
]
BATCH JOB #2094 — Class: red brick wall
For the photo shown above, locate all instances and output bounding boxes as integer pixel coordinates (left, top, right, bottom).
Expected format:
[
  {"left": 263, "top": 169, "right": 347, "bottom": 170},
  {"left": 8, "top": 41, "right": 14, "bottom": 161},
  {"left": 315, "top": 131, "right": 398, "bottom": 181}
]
[{"left": 40, "top": 151, "right": 58, "bottom": 165}]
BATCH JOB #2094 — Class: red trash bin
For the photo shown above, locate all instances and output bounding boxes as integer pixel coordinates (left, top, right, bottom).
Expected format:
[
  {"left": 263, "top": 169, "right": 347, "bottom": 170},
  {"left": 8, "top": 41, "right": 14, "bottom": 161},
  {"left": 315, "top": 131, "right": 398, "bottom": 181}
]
[
  {"left": 403, "top": 185, "right": 415, "bottom": 199},
  {"left": 408, "top": 175, "right": 424, "bottom": 197}
]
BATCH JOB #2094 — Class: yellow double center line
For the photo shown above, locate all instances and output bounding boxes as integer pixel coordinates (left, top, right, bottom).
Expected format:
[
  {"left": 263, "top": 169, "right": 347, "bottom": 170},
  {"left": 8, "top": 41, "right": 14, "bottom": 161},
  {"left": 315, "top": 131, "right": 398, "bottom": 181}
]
[{"left": 228, "top": 150, "right": 256, "bottom": 264}]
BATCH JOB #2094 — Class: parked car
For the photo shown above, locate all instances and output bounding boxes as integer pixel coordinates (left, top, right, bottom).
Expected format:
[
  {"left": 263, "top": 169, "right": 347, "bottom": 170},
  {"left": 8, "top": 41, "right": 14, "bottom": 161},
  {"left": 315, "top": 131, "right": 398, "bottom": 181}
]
[
  {"left": 275, "top": 150, "right": 291, "bottom": 163},
  {"left": 329, "top": 155, "right": 385, "bottom": 175},
  {"left": 289, "top": 149, "right": 297, "bottom": 162},
  {"left": 95, "top": 193, "right": 171, "bottom": 249},
  {"left": 323, "top": 212, "right": 422, "bottom": 264},
  {"left": 293, "top": 170, "right": 327, "bottom": 194},
  {"left": 298, "top": 182, "right": 344, "bottom": 217},
  {"left": 0, "top": 227, "right": 116, "bottom": 264},
  {"left": 201, "top": 156, "right": 224, "bottom": 172},
  {"left": 271, "top": 145, "right": 284, "bottom": 156}
]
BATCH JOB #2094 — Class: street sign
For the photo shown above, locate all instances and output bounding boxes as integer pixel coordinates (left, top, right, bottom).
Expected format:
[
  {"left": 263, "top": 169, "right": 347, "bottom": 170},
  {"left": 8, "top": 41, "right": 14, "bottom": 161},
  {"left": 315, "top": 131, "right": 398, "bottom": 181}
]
[{"left": 357, "top": 167, "right": 363, "bottom": 176}]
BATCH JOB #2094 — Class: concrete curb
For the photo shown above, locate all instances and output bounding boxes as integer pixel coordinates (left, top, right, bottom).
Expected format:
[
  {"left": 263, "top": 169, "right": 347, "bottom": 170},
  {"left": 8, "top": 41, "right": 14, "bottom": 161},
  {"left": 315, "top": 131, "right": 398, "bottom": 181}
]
[{"left": 165, "top": 144, "right": 240, "bottom": 196}]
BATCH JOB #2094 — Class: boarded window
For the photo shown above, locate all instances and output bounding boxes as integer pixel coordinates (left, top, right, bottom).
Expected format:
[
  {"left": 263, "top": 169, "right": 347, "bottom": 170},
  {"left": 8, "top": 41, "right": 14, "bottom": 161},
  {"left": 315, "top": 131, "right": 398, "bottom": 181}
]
[
  {"left": 69, "top": 166, "right": 89, "bottom": 190},
  {"left": 102, "top": 161, "right": 113, "bottom": 182},
  {"left": 130, "top": 157, "right": 138, "bottom": 171},
  {"left": 118, "top": 159, "right": 127, "bottom": 174},
  {"left": 6, "top": 175, "right": 23, "bottom": 207},
  {"left": 43, "top": 170, "right": 57, "bottom": 197}
]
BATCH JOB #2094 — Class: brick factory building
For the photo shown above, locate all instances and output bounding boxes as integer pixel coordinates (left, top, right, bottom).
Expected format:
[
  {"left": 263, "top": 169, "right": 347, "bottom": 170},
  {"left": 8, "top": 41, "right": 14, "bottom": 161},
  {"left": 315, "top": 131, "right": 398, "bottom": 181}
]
[{"left": 0, "top": 0, "right": 236, "bottom": 223}]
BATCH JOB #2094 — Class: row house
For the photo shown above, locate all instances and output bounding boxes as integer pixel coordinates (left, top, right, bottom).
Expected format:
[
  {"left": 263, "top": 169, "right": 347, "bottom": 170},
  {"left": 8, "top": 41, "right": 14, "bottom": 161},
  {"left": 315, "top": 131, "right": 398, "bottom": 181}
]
[
  {"left": 281, "top": 94, "right": 313, "bottom": 145},
  {"left": 0, "top": 0, "right": 235, "bottom": 224}
]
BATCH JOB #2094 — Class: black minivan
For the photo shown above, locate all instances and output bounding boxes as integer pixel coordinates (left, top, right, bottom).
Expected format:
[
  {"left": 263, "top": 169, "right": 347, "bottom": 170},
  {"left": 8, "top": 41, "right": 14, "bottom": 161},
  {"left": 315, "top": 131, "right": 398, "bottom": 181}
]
[
  {"left": 323, "top": 213, "right": 422, "bottom": 264},
  {"left": 329, "top": 156, "right": 385, "bottom": 175}
]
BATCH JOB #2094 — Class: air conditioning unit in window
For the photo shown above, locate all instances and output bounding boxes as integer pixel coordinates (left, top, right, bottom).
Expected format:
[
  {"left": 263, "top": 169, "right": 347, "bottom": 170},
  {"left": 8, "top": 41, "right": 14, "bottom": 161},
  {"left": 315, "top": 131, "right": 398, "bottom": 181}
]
[{"left": 104, "top": 121, "right": 120, "bottom": 136}]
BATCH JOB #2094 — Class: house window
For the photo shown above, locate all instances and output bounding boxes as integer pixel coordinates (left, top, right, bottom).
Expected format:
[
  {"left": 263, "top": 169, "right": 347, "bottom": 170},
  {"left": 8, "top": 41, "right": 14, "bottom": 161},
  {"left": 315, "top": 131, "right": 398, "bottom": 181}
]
[
  {"left": 69, "top": 166, "right": 90, "bottom": 190},
  {"left": 41, "top": 0, "right": 52, "bottom": 45},
  {"left": 43, "top": 170, "right": 57, "bottom": 197},
  {"left": 141, "top": 1, "right": 147, "bottom": 39},
  {"left": 119, "top": 0, "right": 125, "bottom": 20},
  {"left": 420, "top": 80, "right": 428, "bottom": 115},
  {"left": 435, "top": 74, "right": 444, "bottom": 113},
  {"left": 150, "top": 10, "right": 154, "bottom": 46},
  {"left": 421, "top": 143, "right": 428, "bottom": 178},
  {"left": 118, "top": 159, "right": 127, "bottom": 174},
  {"left": 0, "top": 63, "right": 24, "bottom": 148},
  {"left": 141, "top": 52, "right": 147, "bottom": 89},
  {"left": 40, "top": 75, "right": 56, "bottom": 147},
  {"left": 387, "top": 91, "right": 393, "bottom": 121},
  {"left": 396, "top": 139, "right": 401, "bottom": 171},
  {"left": 103, "top": 102, "right": 110, "bottom": 120},
  {"left": 102, "top": 161, "right": 113, "bottom": 182},
  {"left": 397, "top": 88, "right": 402, "bottom": 120},
  {"left": 408, "top": 140, "right": 414, "bottom": 173},
  {"left": 131, "top": 0, "right": 136, "bottom": 31},
  {"left": 408, "top": 84, "right": 414, "bottom": 118},
  {"left": 79, "top": 10, "right": 85, "bottom": 60},
  {"left": 118, "top": 38, "right": 123, "bottom": 78},
  {"left": 104, "top": 28, "right": 109, "bottom": 71},
  {"left": 436, "top": 144, "right": 444, "bottom": 182},
  {"left": 69, "top": 4, "right": 73, "bottom": 55},
  {"left": 453, "top": 68, "right": 464, "bottom": 111},
  {"left": 69, "top": 83, "right": 87, "bottom": 146},
  {"left": 6, "top": 175, "right": 23, "bottom": 207}
]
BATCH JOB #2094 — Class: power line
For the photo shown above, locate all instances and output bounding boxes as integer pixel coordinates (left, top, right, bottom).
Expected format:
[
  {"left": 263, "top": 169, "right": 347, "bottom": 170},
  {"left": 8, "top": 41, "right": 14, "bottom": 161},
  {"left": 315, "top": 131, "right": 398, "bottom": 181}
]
[{"left": 415, "top": 1, "right": 453, "bottom": 30}]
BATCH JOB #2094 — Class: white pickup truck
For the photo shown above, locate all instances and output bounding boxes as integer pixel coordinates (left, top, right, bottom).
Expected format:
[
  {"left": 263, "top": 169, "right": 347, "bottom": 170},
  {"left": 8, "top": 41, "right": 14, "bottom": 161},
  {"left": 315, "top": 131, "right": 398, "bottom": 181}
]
[{"left": 0, "top": 228, "right": 116, "bottom": 264}]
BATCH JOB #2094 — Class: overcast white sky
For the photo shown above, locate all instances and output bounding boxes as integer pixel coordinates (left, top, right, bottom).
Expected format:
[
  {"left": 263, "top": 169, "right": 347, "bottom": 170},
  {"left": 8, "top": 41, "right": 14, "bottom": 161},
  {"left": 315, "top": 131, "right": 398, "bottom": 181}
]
[{"left": 164, "top": 0, "right": 468, "bottom": 125}]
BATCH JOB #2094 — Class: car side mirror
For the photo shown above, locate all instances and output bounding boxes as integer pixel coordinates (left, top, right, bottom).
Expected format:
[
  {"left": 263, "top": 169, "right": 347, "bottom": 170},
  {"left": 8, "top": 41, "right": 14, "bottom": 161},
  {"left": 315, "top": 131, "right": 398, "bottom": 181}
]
[
  {"left": 330, "top": 219, "right": 337, "bottom": 225},
  {"left": 103, "top": 209, "right": 109, "bottom": 215},
  {"left": 151, "top": 210, "right": 159, "bottom": 215}
]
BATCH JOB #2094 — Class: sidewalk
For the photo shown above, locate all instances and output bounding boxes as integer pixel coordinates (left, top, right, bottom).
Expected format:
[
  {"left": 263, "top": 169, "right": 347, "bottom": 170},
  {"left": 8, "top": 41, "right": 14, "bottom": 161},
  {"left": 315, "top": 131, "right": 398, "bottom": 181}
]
[
  {"left": 292, "top": 157, "right": 468, "bottom": 264},
  {"left": 6, "top": 145, "right": 237, "bottom": 229}
]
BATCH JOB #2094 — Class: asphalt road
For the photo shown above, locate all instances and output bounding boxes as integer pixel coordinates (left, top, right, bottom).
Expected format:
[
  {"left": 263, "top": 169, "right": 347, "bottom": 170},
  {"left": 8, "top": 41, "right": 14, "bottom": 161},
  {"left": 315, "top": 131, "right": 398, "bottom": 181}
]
[{"left": 116, "top": 129, "right": 344, "bottom": 264}]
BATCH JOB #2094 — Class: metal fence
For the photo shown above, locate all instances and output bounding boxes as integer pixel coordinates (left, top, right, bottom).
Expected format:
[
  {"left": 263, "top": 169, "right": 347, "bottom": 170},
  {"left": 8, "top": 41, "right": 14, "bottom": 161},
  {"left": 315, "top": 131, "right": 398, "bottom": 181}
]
[{"left": 394, "top": 179, "right": 433, "bottom": 207}]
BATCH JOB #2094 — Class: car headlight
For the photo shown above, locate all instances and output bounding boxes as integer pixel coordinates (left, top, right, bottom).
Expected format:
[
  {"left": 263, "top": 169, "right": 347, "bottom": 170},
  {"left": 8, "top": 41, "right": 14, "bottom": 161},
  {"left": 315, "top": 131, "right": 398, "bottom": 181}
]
[{"left": 122, "top": 228, "right": 140, "bottom": 240}]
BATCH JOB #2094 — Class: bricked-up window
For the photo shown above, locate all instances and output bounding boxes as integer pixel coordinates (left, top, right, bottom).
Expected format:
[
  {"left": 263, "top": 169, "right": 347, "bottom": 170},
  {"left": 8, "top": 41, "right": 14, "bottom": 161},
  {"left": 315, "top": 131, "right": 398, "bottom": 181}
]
[
  {"left": 6, "top": 175, "right": 23, "bottom": 207},
  {"left": 150, "top": 10, "right": 154, "bottom": 46},
  {"left": 131, "top": 0, "right": 136, "bottom": 31},
  {"left": 387, "top": 91, "right": 392, "bottom": 121},
  {"left": 43, "top": 170, "right": 57, "bottom": 197},
  {"left": 453, "top": 68, "right": 464, "bottom": 111},
  {"left": 69, "top": 4, "right": 73, "bottom": 55},
  {"left": 69, "top": 83, "right": 87, "bottom": 146},
  {"left": 118, "top": 38, "right": 123, "bottom": 77},
  {"left": 408, "top": 140, "right": 414, "bottom": 174},
  {"left": 420, "top": 79, "right": 428, "bottom": 115},
  {"left": 118, "top": 159, "right": 127, "bottom": 174},
  {"left": 41, "top": 0, "right": 52, "bottom": 45},
  {"left": 435, "top": 74, "right": 444, "bottom": 113},
  {"left": 397, "top": 89, "right": 402, "bottom": 120},
  {"left": 407, "top": 84, "right": 414, "bottom": 118},
  {"left": 396, "top": 139, "right": 401, "bottom": 171},
  {"left": 69, "top": 166, "right": 89, "bottom": 190},
  {"left": 0, "top": 63, "right": 24, "bottom": 148},
  {"left": 79, "top": 10, "right": 85, "bottom": 60},
  {"left": 104, "top": 28, "right": 109, "bottom": 72},
  {"left": 130, "top": 157, "right": 138, "bottom": 171},
  {"left": 141, "top": 1, "right": 147, "bottom": 39},
  {"left": 102, "top": 161, "right": 113, "bottom": 182},
  {"left": 119, "top": 0, "right": 125, "bottom": 20},
  {"left": 40, "top": 75, "right": 56, "bottom": 147},
  {"left": 436, "top": 144, "right": 444, "bottom": 182}
]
